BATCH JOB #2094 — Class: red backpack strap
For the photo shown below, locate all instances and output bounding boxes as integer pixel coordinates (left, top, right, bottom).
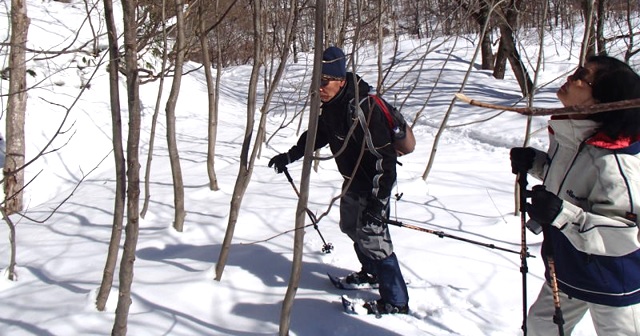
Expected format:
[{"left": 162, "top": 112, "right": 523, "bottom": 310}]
[{"left": 370, "top": 94, "right": 394, "bottom": 128}]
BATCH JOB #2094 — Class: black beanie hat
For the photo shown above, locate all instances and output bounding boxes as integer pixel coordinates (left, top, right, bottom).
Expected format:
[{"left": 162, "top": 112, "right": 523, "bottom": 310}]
[{"left": 322, "top": 46, "right": 346, "bottom": 79}]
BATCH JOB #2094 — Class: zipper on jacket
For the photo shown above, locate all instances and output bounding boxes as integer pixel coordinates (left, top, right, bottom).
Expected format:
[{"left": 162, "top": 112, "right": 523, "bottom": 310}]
[
  {"left": 557, "top": 140, "right": 588, "bottom": 195},
  {"left": 612, "top": 151, "right": 638, "bottom": 225}
]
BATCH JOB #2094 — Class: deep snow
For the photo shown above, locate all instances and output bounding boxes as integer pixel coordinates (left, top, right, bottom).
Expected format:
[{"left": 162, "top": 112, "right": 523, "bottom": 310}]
[{"left": 1, "top": 1, "right": 638, "bottom": 335}]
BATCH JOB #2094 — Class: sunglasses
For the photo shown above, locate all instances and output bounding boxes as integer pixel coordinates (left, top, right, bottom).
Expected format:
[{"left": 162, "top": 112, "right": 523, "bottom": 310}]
[
  {"left": 320, "top": 76, "right": 344, "bottom": 87},
  {"left": 568, "top": 66, "right": 593, "bottom": 86}
]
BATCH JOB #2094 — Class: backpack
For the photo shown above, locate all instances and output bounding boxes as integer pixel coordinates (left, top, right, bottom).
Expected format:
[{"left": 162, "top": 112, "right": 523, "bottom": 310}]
[{"left": 369, "top": 95, "right": 416, "bottom": 156}]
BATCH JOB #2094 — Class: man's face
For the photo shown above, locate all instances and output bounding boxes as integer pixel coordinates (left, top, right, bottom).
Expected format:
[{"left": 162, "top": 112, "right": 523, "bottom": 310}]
[{"left": 319, "top": 76, "right": 345, "bottom": 102}]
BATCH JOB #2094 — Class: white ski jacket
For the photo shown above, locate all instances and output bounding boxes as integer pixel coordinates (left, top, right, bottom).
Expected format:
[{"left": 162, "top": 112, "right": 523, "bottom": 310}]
[{"left": 529, "top": 118, "right": 640, "bottom": 306}]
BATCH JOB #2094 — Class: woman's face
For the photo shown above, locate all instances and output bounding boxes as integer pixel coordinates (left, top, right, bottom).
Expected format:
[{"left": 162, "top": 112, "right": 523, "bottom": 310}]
[{"left": 557, "top": 63, "right": 598, "bottom": 108}]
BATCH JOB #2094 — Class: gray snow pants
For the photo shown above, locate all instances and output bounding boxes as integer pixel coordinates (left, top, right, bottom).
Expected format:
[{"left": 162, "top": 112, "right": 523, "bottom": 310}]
[
  {"left": 339, "top": 191, "right": 394, "bottom": 261},
  {"left": 339, "top": 191, "right": 409, "bottom": 306}
]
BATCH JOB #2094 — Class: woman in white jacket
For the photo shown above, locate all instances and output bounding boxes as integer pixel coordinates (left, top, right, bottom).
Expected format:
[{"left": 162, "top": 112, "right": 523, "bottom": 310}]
[{"left": 510, "top": 55, "right": 640, "bottom": 335}]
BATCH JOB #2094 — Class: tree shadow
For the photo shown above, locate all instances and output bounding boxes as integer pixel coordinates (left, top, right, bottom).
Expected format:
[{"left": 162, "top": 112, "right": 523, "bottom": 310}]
[
  {"left": 136, "top": 243, "right": 352, "bottom": 290},
  {"left": 137, "top": 243, "right": 405, "bottom": 334},
  {"left": 233, "top": 298, "right": 405, "bottom": 336},
  {"left": 0, "top": 317, "right": 56, "bottom": 336}
]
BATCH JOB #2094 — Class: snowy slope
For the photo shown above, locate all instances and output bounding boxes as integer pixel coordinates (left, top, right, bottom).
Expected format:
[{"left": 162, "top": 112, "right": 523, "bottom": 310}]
[{"left": 2, "top": 1, "right": 637, "bottom": 335}]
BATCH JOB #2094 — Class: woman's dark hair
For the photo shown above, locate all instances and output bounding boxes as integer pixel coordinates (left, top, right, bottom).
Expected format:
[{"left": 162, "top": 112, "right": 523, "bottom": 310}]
[{"left": 587, "top": 55, "right": 640, "bottom": 138}]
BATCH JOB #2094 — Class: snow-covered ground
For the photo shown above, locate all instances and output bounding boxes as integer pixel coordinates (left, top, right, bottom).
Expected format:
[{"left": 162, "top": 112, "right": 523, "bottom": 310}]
[{"left": 1, "top": 1, "right": 638, "bottom": 335}]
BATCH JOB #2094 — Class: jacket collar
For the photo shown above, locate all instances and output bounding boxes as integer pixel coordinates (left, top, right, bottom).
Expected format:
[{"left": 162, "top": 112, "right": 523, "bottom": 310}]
[
  {"left": 549, "top": 118, "right": 640, "bottom": 152},
  {"left": 548, "top": 119, "right": 599, "bottom": 149},
  {"left": 586, "top": 132, "right": 640, "bottom": 152}
]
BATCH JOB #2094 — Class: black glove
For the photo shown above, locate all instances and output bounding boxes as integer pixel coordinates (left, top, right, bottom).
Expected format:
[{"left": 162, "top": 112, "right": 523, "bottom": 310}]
[
  {"left": 363, "top": 198, "right": 387, "bottom": 225},
  {"left": 268, "top": 153, "right": 290, "bottom": 174},
  {"left": 526, "top": 185, "right": 563, "bottom": 228},
  {"left": 510, "top": 147, "right": 536, "bottom": 174}
]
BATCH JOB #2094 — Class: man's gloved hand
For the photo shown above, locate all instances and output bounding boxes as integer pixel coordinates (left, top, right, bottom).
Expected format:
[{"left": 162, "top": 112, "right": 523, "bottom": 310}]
[
  {"left": 526, "top": 185, "right": 563, "bottom": 229},
  {"left": 363, "top": 198, "right": 387, "bottom": 225},
  {"left": 510, "top": 147, "right": 536, "bottom": 174},
  {"left": 268, "top": 153, "right": 290, "bottom": 173}
]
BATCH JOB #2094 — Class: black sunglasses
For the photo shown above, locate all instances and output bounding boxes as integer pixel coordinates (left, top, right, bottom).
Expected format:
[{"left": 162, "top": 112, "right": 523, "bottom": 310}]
[
  {"left": 320, "top": 76, "right": 344, "bottom": 87},
  {"left": 569, "top": 66, "right": 593, "bottom": 86}
]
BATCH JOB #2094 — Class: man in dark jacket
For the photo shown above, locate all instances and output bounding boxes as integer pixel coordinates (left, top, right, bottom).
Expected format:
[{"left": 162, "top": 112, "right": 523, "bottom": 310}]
[{"left": 268, "top": 46, "right": 409, "bottom": 314}]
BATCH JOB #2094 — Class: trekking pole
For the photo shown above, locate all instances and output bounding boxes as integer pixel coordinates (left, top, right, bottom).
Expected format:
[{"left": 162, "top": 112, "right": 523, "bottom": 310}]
[
  {"left": 517, "top": 171, "right": 530, "bottom": 335},
  {"left": 533, "top": 186, "right": 565, "bottom": 335},
  {"left": 544, "top": 239, "right": 565, "bottom": 335},
  {"left": 382, "top": 218, "right": 534, "bottom": 258},
  {"left": 282, "top": 168, "right": 334, "bottom": 253}
]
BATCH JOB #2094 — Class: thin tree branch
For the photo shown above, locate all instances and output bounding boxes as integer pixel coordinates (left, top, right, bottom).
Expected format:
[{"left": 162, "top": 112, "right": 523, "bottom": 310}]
[{"left": 455, "top": 92, "right": 640, "bottom": 116}]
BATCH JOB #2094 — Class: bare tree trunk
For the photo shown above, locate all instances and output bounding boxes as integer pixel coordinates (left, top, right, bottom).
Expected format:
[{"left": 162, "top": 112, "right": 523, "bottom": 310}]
[
  {"left": 141, "top": 0, "right": 170, "bottom": 218},
  {"left": 493, "top": 0, "right": 519, "bottom": 79},
  {"left": 477, "top": 0, "right": 495, "bottom": 70},
  {"left": 623, "top": 0, "right": 639, "bottom": 63},
  {"left": 423, "top": 1, "right": 497, "bottom": 180},
  {"left": 336, "top": 0, "right": 348, "bottom": 47},
  {"left": 291, "top": 0, "right": 300, "bottom": 63},
  {"left": 515, "top": 0, "right": 549, "bottom": 216},
  {"left": 595, "top": 0, "right": 606, "bottom": 55},
  {"left": 215, "top": 0, "right": 264, "bottom": 281},
  {"left": 378, "top": 3, "right": 402, "bottom": 95},
  {"left": 493, "top": 38, "right": 508, "bottom": 78},
  {"left": 507, "top": 42, "right": 533, "bottom": 97},
  {"left": 2, "top": 0, "right": 30, "bottom": 282},
  {"left": 213, "top": 25, "right": 224, "bottom": 176},
  {"left": 456, "top": 0, "right": 495, "bottom": 70},
  {"left": 165, "top": 0, "right": 187, "bottom": 232},
  {"left": 112, "top": 0, "right": 142, "bottom": 333},
  {"left": 5, "top": 0, "right": 29, "bottom": 216},
  {"left": 201, "top": 0, "right": 220, "bottom": 191},
  {"left": 96, "top": 0, "right": 125, "bottom": 311},
  {"left": 579, "top": 0, "right": 596, "bottom": 63},
  {"left": 215, "top": 0, "right": 297, "bottom": 281},
  {"left": 411, "top": 1, "right": 422, "bottom": 37},
  {"left": 278, "top": 1, "right": 316, "bottom": 333},
  {"left": 492, "top": 0, "right": 532, "bottom": 96},
  {"left": 82, "top": 0, "right": 100, "bottom": 55},
  {"left": 1, "top": 209, "right": 17, "bottom": 281}
]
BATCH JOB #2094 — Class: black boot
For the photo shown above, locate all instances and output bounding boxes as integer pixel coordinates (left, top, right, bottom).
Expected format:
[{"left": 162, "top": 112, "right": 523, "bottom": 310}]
[
  {"left": 344, "top": 270, "right": 378, "bottom": 286},
  {"left": 364, "top": 299, "right": 409, "bottom": 315}
]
